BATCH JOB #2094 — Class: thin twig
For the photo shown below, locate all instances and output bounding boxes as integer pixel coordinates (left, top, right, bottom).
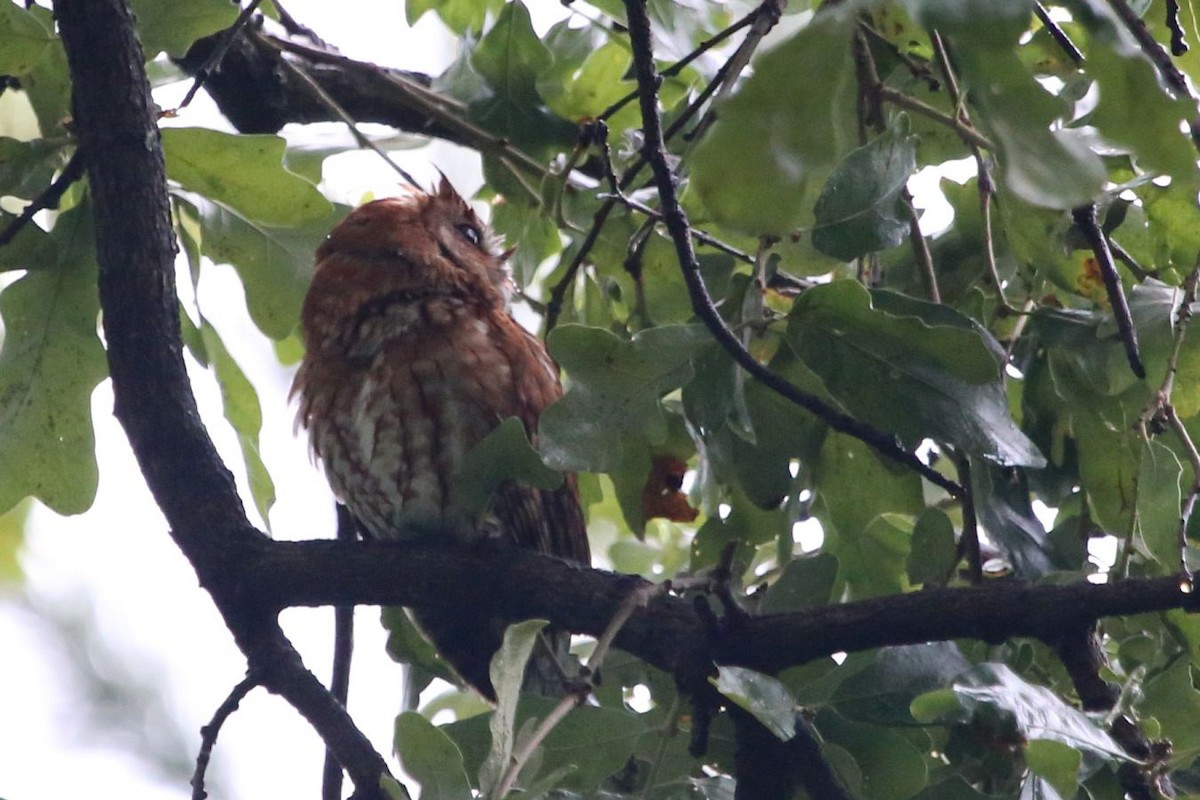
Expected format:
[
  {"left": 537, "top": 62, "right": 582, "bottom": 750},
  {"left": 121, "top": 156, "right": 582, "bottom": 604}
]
[
  {"left": 876, "top": 85, "right": 995, "bottom": 151},
  {"left": 176, "top": 0, "right": 266, "bottom": 111},
  {"left": 599, "top": 191, "right": 754, "bottom": 263},
  {"left": 1034, "top": 2, "right": 1085, "bottom": 66},
  {"left": 256, "top": 33, "right": 420, "bottom": 189},
  {"left": 859, "top": 22, "right": 941, "bottom": 89},
  {"left": 322, "top": 504, "right": 358, "bottom": 800},
  {"left": 638, "top": 694, "right": 683, "bottom": 799},
  {"left": 1072, "top": 204, "right": 1146, "bottom": 378},
  {"left": 622, "top": 0, "right": 964, "bottom": 500},
  {"left": 544, "top": 201, "right": 616, "bottom": 331},
  {"left": 855, "top": 26, "right": 994, "bottom": 151},
  {"left": 687, "top": 0, "right": 785, "bottom": 141},
  {"left": 902, "top": 188, "right": 939, "bottom": 303},
  {"left": 1142, "top": 268, "right": 1200, "bottom": 587},
  {"left": 929, "top": 31, "right": 1016, "bottom": 314},
  {"left": 492, "top": 582, "right": 664, "bottom": 798},
  {"left": 1166, "top": 406, "right": 1200, "bottom": 590},
  {"left": 192, "top": 674, "right": 260, "bottom": 800},
  {"left": 1110, "top": 236, "right": 1155, "bottom": 280},
  {"left": 955, "top": 454, "right": 983, "bottom": 584},
  {"left": 271, "top": 0, "right": 327, "bottom": 45},
  {"left": 0, "top": 149, "right": 86, "bottom": 247}
]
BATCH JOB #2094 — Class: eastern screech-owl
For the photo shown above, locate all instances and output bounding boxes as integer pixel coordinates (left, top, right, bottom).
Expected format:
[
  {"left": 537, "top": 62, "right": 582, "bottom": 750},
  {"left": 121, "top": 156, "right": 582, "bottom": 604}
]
[{"left": 291, "top": 177, "right": 590, "bottom": 697}]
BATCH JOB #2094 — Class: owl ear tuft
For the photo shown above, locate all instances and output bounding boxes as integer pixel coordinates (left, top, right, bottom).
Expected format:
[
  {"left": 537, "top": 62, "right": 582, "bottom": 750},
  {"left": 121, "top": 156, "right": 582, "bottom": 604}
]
[{"left": 435, "top": 170, "right": 460, "bottom": 202}]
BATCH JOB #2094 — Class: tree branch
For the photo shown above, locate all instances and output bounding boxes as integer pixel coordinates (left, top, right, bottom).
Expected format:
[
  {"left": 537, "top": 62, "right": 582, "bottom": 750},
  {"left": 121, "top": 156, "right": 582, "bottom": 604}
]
[
  {"left": 54, "top": 1, "right": 393, "bottom": 796},
  {"left": 245, "top": 537, "right": 1200, "bottom": 676}
]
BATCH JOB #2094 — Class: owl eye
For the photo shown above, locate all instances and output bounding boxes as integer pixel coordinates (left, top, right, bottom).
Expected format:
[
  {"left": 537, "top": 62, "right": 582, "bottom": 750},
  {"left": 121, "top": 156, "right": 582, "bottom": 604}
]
[{"left": 455, "top": 223, "right": 483, "bottom": 248}]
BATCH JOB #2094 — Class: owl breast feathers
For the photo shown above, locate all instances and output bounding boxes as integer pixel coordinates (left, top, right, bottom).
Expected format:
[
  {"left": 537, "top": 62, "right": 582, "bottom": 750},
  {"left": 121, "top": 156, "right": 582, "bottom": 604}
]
[{"left": 291, "top": 177, "right": 589, "bottom": 566}]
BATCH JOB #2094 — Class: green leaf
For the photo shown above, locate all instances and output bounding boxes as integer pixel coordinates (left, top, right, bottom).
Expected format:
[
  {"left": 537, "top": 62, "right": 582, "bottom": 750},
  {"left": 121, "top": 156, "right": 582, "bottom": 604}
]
[
  {"left": 1081, "top": 2, "right": 1198, "bottom": 185},
  {"left": 1024, "top": 739, "right": 1081, "bottom": 800},
  {"left": 162, "top": 128, "right": 332, "bottom": 228},
  {"left": 1134, "top": 438, "right": 1183, "bottom": 570},
  {"left": 480, "top": 619, "right": 547, "bottom": 794},
  {"left": 711, "top": 666, "right": 797, "bottom": 741},
  {"left": 1126, "top": 279, "right": 1200, "bottom": 418},
  {"left": 539, "top": 324, "right": 710, "bottom": 472},
  {"left": 907, "top": 507, "right": 957, "bottom": 587},
  {"left": 468, "top": 1, "right": 575, "bottom": 160},
  {"left": 380, "top": 774, "right": 411, "bottom": 800},
  {"left": 405, "top": 0, "right": 503, "bottom": 35},
  {"left": 812, "top": 115, "right": 918, "bottom": 260},
  {"left": 128, "top": 0, "right": 239, "bottom": 58},
  {"left": 787, "top": 280, "right": 1045, "bottom": 467},
  {"left": 1140, "top": 658, "right": 1200, "bottom": 758},
  {"left": 538, "top": 32, "right": 632, "bottom": 122},
  {"left": 799, "top": 280, "right": 1002, "bottom": 384},
  {"left": 910, "top": 688, "right": 963, "bottom": 724},
  {"left": 836, "top": 643, "right": 971, "bottom": 726},
  {"left": 0, "top": 204, "right": 107, "bottom": 515},
  {"left": 446, "top": 695, "right": 646, "bottom": 794},
  {"left": 692, "top": 486, "right": 788, "bottom": 572},
  {"left": 931, "top": 11, "right": 1106, "bottom": 209},
  {"left": 761, "top": 553, "right": 839, "bottom": 613},
  {"left": 21, "top": 34, "right": 72, "bottom": 138},
  {"left": 381, "top": 607, "right": 458, "bottom": 686},
  {"left": 525, "top": 701, "right": 647, "bottom": 791},
  {"left": 451, "top": 417, "right": 563, "bottom": 518},
  {"left": 0, "top": 138, "right": 59, "bottom": 201},
  {"left": 818, "top": 710, "right": 929, "bottom": 800},
  {"left": 1019, "top": 774, "right": 1065, "bottom": 800},
  {"left": 0, "top": 2, "right": 53, "bottom": 75},
  {"left": 951, "top": 664, "right": 1125, "bottom": 758},
  {"left": 198, "top": 319, "right": 276, "bottom": 528},
  {"left": 901, "top": 0, "right": 1032, "bottom": 44},
  {"left": 394, "top": 712, "right": 473, "bottom": 800},
  {"left": 690, "top": 9, "right": 857, "bottom": 235},
  {"left": 0, "top": 500, "right": 31, "bottom": 585},
  {"left": 490, "top": 199, "right": 561, "bottom": 288},
  {"left": 187, "top": 196, "right": 342, "bottom": 339},
  {"left": 814, "top": 434, "right": 923, "bottom": 598},
  {"left": 0, "top": 208, "right": 57, "bottom": 273},
  {"left": 971, "top": 463, "right": 1056, "bottom": 578}
]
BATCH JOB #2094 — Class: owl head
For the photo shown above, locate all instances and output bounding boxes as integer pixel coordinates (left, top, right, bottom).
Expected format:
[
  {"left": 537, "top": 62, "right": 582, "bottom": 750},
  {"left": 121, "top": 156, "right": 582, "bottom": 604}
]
[{"left": 312, "top": 175, "right": 513, "bottom": 309}]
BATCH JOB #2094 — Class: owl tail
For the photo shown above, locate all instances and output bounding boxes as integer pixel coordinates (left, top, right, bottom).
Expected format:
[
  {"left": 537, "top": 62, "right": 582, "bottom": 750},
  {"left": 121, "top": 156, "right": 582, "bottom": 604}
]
[{"left": 414, "top": 608, "right": 573, "bottom": 700}]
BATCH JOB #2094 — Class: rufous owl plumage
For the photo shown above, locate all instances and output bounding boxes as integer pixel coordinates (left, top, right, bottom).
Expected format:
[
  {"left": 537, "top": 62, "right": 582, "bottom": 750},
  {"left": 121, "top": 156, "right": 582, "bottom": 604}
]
[{"left": 291, "top": 177, "right": 589, "bottom": 696}]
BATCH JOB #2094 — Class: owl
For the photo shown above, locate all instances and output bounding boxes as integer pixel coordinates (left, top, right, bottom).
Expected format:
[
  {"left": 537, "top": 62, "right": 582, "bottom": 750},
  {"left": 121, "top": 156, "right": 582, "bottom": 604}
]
[{"left": 291, "top": 177, "right": 590, "bottom": 697}]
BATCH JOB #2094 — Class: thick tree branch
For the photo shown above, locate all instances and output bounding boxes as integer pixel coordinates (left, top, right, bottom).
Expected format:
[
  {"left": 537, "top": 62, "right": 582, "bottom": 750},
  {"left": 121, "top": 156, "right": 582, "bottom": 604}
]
[
  {"left": 53, "top": 1, "right": 392, "bottom": 796},
  {"left": 175, "top": 26, "right": 453, "bottom": 138},
  {"left": 248, "top": 538, "right": 1200, "bottom": 675}
]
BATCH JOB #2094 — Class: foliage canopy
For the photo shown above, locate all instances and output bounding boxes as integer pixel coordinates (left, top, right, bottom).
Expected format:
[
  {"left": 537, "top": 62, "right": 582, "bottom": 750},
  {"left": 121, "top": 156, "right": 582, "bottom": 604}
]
[{"left": 5, "top": 0, "right": 1200, "bottom": 798}]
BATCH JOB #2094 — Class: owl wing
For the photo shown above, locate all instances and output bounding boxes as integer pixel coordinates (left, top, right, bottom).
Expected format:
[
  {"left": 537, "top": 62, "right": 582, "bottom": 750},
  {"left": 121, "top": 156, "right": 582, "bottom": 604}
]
[
  {"left": 492, "top": 478, "right": 589, "bottom": 562},
  {"left": 490, "top": 317, "right": 591, "bottom": 565}
]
